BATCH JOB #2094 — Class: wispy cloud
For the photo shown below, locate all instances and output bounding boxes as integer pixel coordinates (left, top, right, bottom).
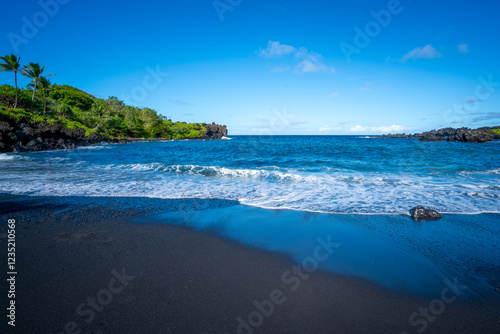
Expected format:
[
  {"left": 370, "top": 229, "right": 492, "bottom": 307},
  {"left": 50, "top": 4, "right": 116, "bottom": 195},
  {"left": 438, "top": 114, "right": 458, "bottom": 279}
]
[
  {"left": 289, "top": 120, "right": 309, "bottom": 126},
  {"left": 168, "top": 99, "right": 193, "bottom": 106},
  {"left": 357, "top": 81, "right": 391, "bottom": 93},
  {"left": 471, "top": 112, "right": 500, "bottom": 123},
  {"left": 270, "top": 65, "right": 291, "bottom": 73},
  {"left": 401, "top": 45, "right": 443, "bottom": 62},
  {"left": 457, "top": 44, "right": 469, "bottom": 54},
  {"left": 349, "top": 124, "right": 410, "bottom": 133},
  {"left": 329, "top": 92, "right": 339, "bottom": 98},
  {"left": 358, "top": 82, "right": 373, "bottom": 93},
  {"left": 464, "top": 97, "right": 482, "bottom": 103},
  {"left": 258, "top": 41, "right": 297, "bottom": 58},
  {"left": 258, "top": 41, "right": 335, "bottom": 74}
]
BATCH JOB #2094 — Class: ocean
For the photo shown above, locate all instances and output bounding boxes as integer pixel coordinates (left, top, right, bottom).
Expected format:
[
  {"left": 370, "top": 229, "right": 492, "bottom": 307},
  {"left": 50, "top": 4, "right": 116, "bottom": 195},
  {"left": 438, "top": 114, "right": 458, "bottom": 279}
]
[
  {"left": 1, "top": 136, "right": 499, "bottom": 215},
  {"left": 1, "top": 136, "right": 499, "bottom": 299}
]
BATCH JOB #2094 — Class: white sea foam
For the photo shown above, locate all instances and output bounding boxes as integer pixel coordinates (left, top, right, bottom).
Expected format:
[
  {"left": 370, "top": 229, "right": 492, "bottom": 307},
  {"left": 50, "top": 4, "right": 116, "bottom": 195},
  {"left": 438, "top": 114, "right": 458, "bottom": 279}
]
[
  {"left": 1, "top": 160, "right": 499, "bottom": 214},
  {"left": 0, "top": 154, "right": 16, "bottom": 160},
  {"left": 75, "top": 144, "right": 110, "bottom": 150}
]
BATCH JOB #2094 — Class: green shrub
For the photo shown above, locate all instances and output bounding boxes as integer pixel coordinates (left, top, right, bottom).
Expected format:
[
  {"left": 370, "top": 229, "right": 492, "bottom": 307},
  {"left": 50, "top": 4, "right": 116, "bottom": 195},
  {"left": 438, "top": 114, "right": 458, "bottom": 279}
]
[
  {"left": 0, "top": 84, "right": 210, "bottom": 140},
  {"left": 49, "top": 85, "right": 94, "bottom": 111}
]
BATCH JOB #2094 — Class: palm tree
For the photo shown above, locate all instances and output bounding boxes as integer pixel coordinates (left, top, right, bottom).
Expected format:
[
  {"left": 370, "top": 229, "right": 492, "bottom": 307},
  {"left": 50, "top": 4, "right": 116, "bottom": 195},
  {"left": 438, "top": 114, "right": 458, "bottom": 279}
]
[
  {"left": 22, "top": 62, "right": 54, "bottom": 111},
  {"left": 37, "top": 77, "right": 52, "bottom": 113},
  {"left": 91, "top": 100, "right": 107, "bottom": 119},
  {"left": 0, "top": 54, "right": 22, "bottom": 108},
  {"left": 29, "top": 77, "right": 53, "bottom": 113}
]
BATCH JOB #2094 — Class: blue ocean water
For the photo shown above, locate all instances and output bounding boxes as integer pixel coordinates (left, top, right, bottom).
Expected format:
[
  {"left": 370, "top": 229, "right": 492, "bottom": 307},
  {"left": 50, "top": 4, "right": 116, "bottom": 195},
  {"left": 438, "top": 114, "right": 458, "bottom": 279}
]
[{"left": 1, "top": 136, "right": 499, "bottom": 214}]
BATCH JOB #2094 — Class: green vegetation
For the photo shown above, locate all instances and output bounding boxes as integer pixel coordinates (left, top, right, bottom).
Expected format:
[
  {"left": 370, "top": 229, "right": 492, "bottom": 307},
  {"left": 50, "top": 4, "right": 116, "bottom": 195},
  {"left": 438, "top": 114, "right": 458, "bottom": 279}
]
[
  {"left": 492, "top": 129, "right": 500, "bottom": 135},
  {"left": 0, "top": 54, "right": 207, "bottom": 140}
]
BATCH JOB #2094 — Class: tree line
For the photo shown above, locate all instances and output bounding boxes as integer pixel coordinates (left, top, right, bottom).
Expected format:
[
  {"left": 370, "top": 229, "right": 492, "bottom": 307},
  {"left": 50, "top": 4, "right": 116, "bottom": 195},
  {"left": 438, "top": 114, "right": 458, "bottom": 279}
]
[{"left": 0, "top": 53, "right": 206, "bottom": 139}]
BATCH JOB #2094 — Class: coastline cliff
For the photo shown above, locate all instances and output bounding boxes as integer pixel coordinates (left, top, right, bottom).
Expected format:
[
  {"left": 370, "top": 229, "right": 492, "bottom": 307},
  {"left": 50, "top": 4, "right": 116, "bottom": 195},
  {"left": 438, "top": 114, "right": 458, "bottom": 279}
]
[{"left": 0, "top": 84, "right": 228, "bottom": 153}]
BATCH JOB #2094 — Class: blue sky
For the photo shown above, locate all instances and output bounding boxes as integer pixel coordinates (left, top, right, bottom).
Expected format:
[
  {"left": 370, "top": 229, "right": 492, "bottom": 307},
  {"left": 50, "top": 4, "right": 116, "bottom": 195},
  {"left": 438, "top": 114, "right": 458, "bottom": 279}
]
[{"left": 1, "top": 0, "right": 499, "bottom": 135}]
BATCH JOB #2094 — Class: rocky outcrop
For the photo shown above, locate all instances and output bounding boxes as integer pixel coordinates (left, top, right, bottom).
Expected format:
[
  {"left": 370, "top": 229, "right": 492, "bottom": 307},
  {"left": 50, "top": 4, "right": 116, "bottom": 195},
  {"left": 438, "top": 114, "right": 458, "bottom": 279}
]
[
  {"left": 381, "top": 133, "right": 421, "bottom": 138},
  {"left": 418, "top": 127, "right": 494, "bottom": 142},
  {"left": 410, "top": 206, "right": 442, "bottom": 221},
  {"left": 201, "top": 122, "right": 228, "bottom": 139},
  {"left": 477, "top": 126, "right": 500, "bottom": 139},
  {"left": 0, "top": 114, "right": 130, "bottom": 153},
  {"left": 0, "top": 113, "right": 229, "bottom": 153},
  {"left": 418, "top": 135, "right": 447, "bottom": 142},
  {"left": 381, "top": 126, "right": 499, "bottom": 142}
]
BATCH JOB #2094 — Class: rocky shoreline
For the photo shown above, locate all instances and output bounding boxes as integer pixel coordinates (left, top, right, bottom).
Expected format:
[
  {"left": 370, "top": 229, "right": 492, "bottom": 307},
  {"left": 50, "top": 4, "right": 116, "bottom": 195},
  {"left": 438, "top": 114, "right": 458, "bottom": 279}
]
[
  {"left": 0, "top": 113, "right": 228, "bottom": 153},
  {"left": 380, "top": 126, "right": 500, "bottom": 143}
]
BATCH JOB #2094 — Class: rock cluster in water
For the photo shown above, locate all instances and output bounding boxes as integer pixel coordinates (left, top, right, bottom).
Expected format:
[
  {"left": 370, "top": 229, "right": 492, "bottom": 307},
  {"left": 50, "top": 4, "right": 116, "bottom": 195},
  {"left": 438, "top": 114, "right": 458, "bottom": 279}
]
[{"left": 381, "top": 126, "right": 500, "bottom": 143}]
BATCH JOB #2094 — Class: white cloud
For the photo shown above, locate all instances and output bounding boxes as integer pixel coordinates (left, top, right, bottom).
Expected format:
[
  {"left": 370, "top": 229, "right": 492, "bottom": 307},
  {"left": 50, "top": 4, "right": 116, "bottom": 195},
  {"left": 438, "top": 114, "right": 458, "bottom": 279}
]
[
  {"left": 376, "top": 125, "right": 408, "bottom": 133},
  {"left": 258, "top": 41, "right": 296, "bottom": 58},
  {"left": 296, "top": 59, "right": 325, "bottom": 73},
  {"left": 330, "top": 92, "right": 339, "bottom": 98},
  {"left": 349, "top": 125, "right": 410, "bottom": 133},
  {"left": 457, "top": 44, "right": 469, "bottom": 54},
  {"left": 251, "top": 128, "right": 270, "bottom": 134},
  {"left": 349, "top": 125, "right": 368, "bottom": 132},
  {"left": 319, "top": 126, "right": 342, "bottom": 132},
  {"left": 258, "top": 41, "right": 335, "bottom": 74},
  {"left": 401, "top": 45, "right": 443, "bottom": 62}
]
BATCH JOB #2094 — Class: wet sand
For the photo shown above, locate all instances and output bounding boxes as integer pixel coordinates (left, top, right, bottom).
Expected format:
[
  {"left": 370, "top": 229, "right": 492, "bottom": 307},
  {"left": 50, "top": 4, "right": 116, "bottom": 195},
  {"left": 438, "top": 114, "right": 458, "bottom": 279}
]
[{"left": 0, "top": 195, "right": 498, "bottom": 333}]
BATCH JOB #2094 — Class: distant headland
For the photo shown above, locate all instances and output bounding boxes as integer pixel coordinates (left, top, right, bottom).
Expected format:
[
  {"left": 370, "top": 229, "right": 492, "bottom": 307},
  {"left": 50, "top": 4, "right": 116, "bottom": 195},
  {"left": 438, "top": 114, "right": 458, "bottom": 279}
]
[
  {"left": 379, "top": 126, "right": 500, "bottom": 143},
  {"left": 0, "top": 55, "right": 227, "bottom": 153}
]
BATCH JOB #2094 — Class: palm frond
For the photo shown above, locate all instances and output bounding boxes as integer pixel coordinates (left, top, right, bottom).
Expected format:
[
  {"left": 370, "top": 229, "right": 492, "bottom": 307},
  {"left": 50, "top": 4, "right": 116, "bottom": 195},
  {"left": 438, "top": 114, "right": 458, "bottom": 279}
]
[{"left": 0, "top": 54, "right": 21, "bottom": 72}]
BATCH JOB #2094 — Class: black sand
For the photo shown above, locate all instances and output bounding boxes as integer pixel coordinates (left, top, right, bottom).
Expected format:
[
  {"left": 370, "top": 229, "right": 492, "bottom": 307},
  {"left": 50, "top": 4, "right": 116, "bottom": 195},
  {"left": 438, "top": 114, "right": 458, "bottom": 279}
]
[{"left": 0, "top": 195, "right": 498, "bottom": 333}]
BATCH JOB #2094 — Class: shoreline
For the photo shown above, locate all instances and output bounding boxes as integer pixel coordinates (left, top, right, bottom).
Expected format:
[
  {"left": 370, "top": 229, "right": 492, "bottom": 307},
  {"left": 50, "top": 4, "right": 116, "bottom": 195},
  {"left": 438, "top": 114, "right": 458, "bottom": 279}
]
[{"left": 1, "top": 195, "right": 498, "bottom": 333}]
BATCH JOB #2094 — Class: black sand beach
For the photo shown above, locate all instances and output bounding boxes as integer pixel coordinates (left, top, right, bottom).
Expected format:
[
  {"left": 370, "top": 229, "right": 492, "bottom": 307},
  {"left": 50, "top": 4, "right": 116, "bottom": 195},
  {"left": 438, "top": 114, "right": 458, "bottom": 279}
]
[{"left": 1, "top": 195, "right": 499, "bottom": 333}]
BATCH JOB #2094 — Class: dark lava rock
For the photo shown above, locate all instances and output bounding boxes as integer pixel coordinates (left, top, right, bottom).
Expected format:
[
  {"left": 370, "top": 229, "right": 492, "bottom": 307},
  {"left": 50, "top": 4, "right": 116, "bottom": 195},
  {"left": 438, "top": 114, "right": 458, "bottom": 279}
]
[
  {"left": 419, "top": 135, "right": 447, "bottom": 142},
  {"left": 385, "top": 126, "right": 499, "bottom": 143},
  {"left": 410, "top": 206, "right": 442, "bottom": 221},
  {"left": 24, "top": 139, "right": 45, "bottom": 151},
  {"left": 22, "top": 126, "right": 36, "bottom": 137},
  {"left": 451, "top": 129, "right": 493, "bottom": 143},
  {"left": 0, "top": 121, "right": 13, "bottom": 132},
  {"left": 0, "top": 110, "right": 225, "bottom": 152},
  {"left": 86, "top": 131, "right": 104, "bottom": 143},
  {"left": 6, "top": 132, "right": 20, "bottom": 145},
  {"left": 201, "top": 122, "right": 228, "bottom": 139},
  {"left": 381, "top": 133, "right": 421, "bottom": 138}
]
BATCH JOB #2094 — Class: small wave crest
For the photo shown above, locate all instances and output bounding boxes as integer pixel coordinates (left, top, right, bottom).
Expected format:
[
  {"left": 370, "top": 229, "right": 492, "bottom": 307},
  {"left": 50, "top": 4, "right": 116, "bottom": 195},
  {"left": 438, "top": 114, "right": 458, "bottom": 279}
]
[
  {"left": 0, "top": 154, "right": 16, "bottom": 160},
  {"left": 126, "top": 164, "right": 310, "bottom": 182}
]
